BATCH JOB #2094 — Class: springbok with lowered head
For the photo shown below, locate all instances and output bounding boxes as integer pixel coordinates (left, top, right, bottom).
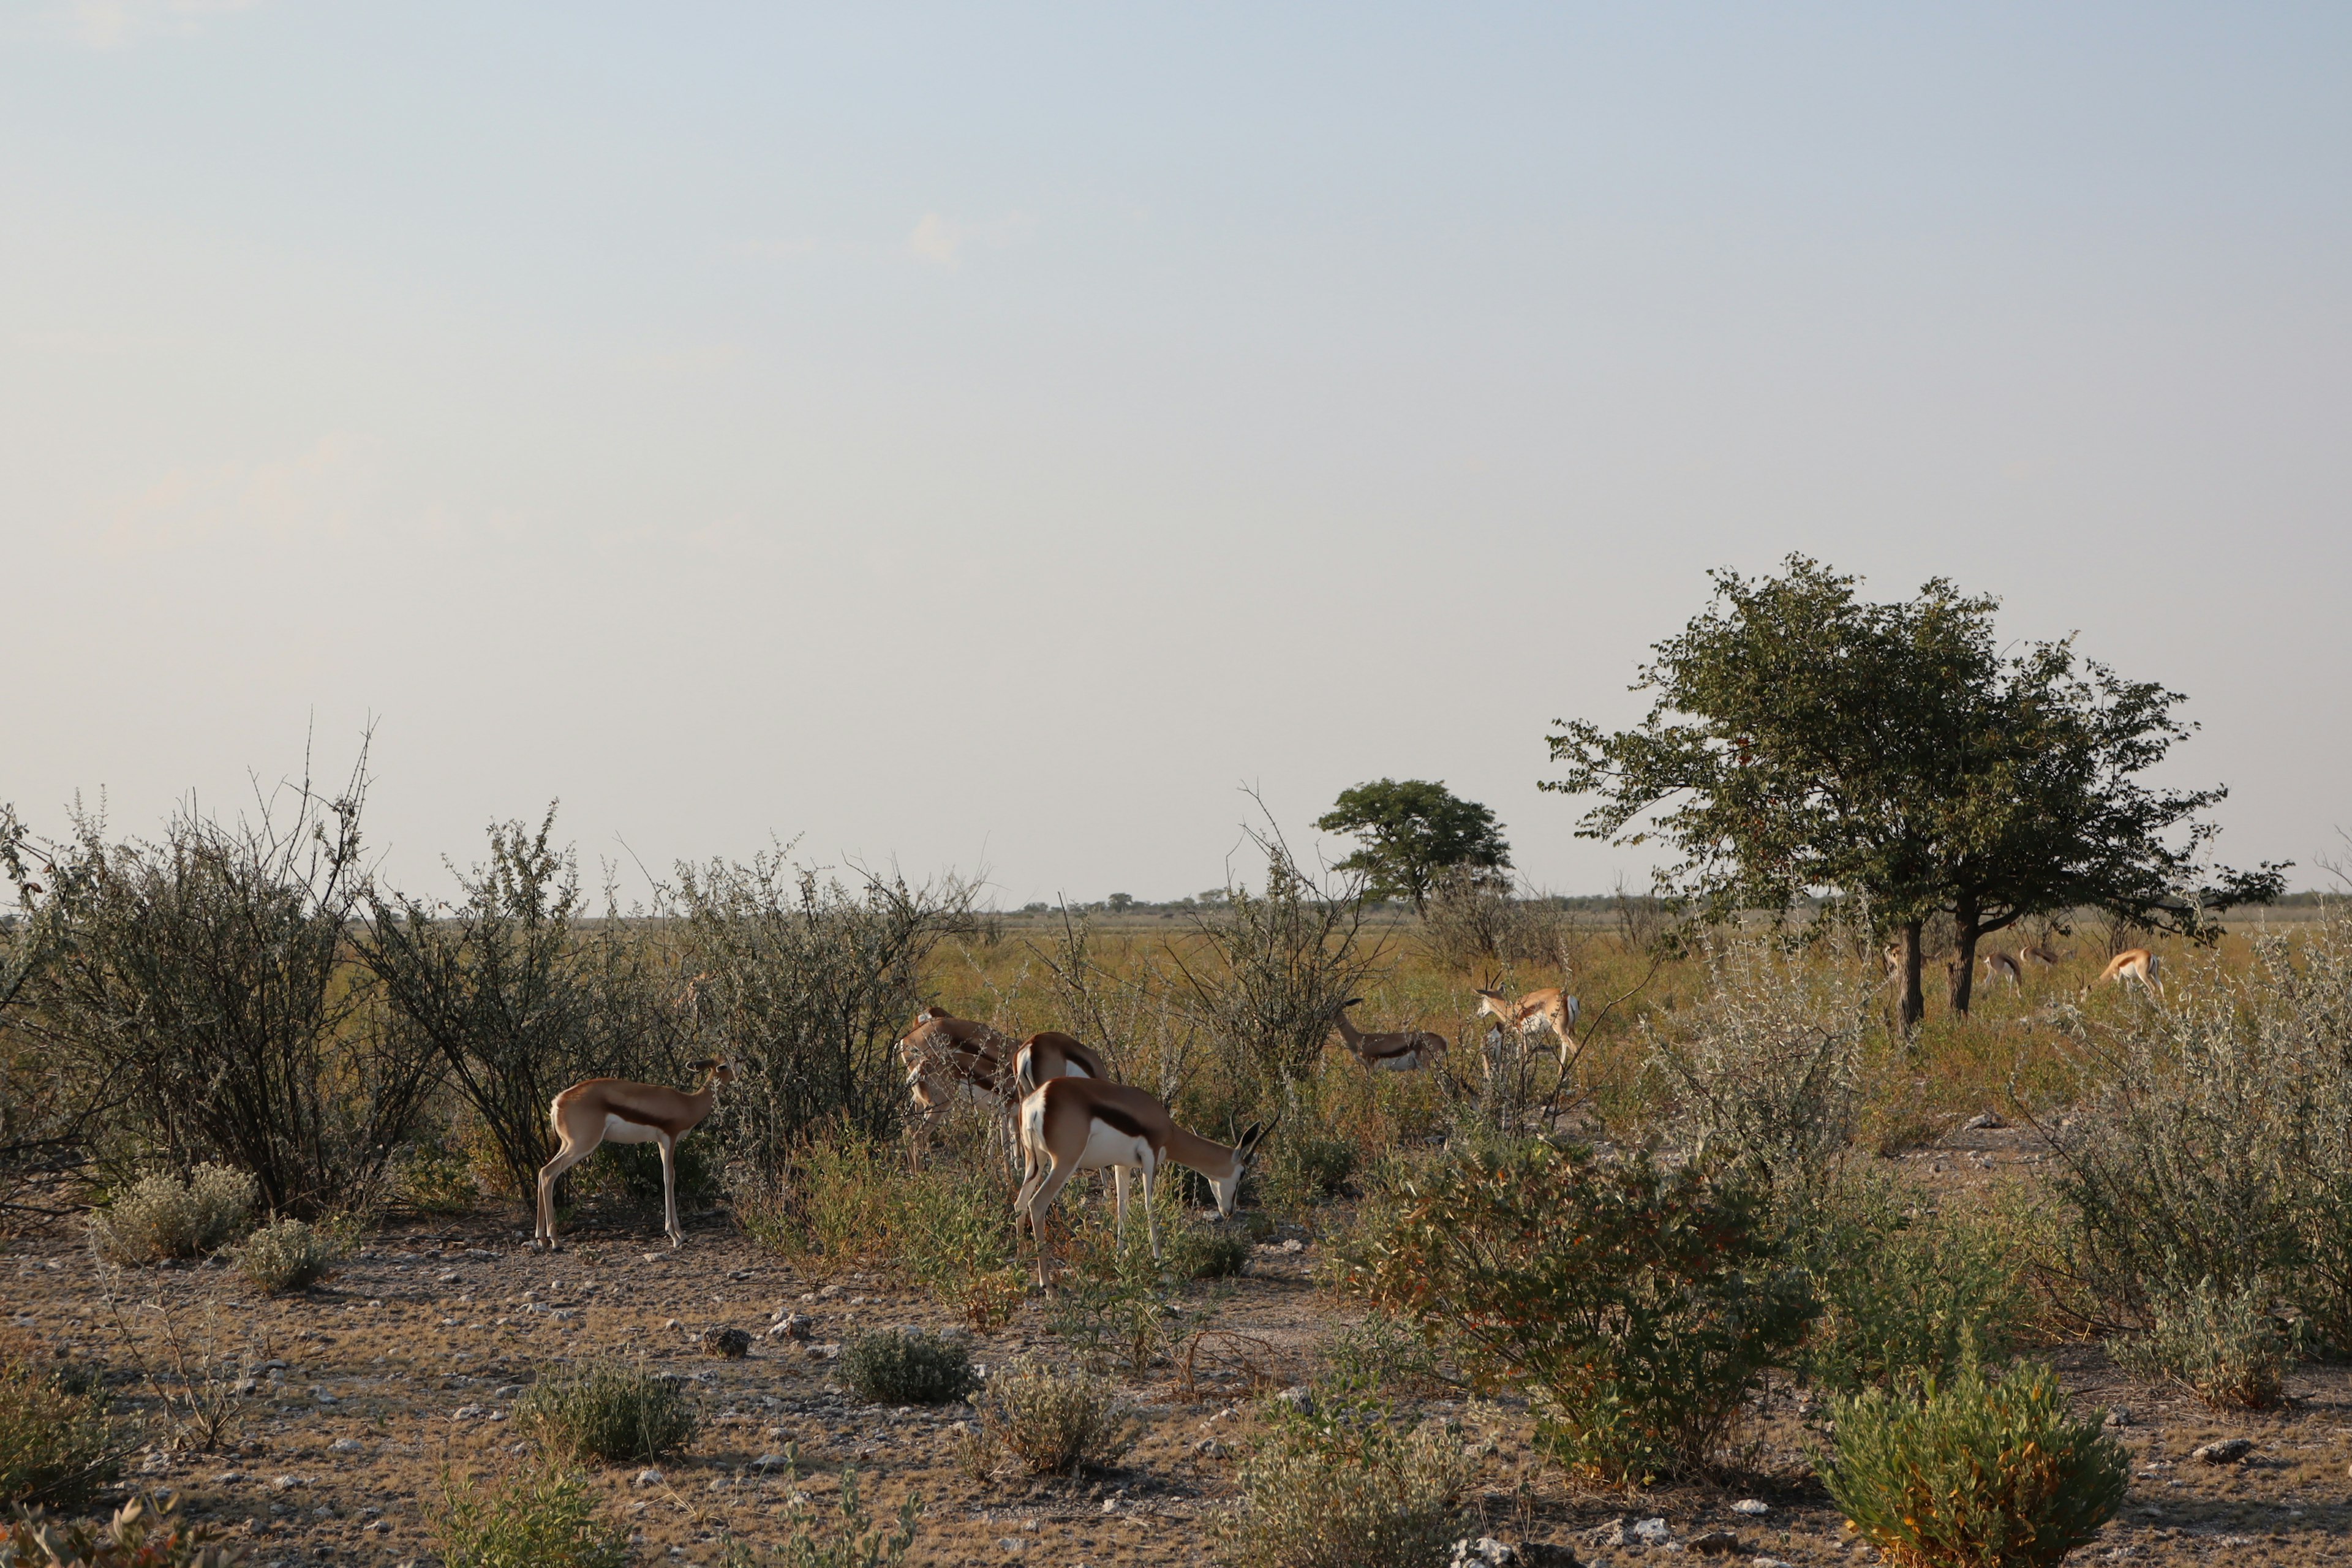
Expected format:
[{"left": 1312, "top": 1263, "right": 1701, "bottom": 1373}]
[
  {"left": 1474, "top": 980, "right": 1581, "bottom": 1065},
  {"left": 2096, "top": 948, "right": 2162, "bottom": 996},
  {"left": 1014, "top": 1076, "right": 1267, "bottom": 1286},
  {"left": 535, "top": 1058, "right": 735, "bottom": 1251},
  {"left": 1013, "top": 1030, "right": 1110, "bottom": 1095},
  {"left": 1327, "top": 998, "right": 1445, "bottom": 1071},
  {"left": 1981, "top": 950, "right": 2024, "bottom": 989},
  {"left": 898, "top": 1006, "right": 1018, "bottom": 1116}
]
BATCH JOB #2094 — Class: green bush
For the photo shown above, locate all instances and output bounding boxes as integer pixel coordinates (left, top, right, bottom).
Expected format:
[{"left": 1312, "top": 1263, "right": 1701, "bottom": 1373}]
[
  {"left": 0, "top": 1357, "right": 122, "bottom": 1510},
  {"left": 840, "top": 1330, "right": 976, "bottom": 1407},
  {"left": 891, "top": 1166, "right": 1025, "bottom": 1331},
  {"left": 717, "top": 1464, "right": 921, "bottom": 1568},
  {"left": 229, "top": 1219, "right": 341, "bottom": 1295},
  {"left": 1798, "top": 1174, "right": 2032, "bottom": 1393},
  {"left": 973, "top": 1359, "right": 1139, "bottom": 1476},
  {"left": 87, "top": 1166, "right": 255, "bottom": 1265},
  {"left": 1260, "top": 1130, "right": 1356, "bottom": 1213},
  {"left": 432, "top": 1462, "right": 628, "bottom": 1568},
  {"left": 0, "top": 1491, "right": 240, "bottom": 1567},
  {"left": 393, "top": 1140, "right": 481, "bottom": 1215},
  {"left": 1217, "top": 1405, "right": 1472, "bottom": 1568},
  {"left": 1343, "top": 1139, "right": 1815, "bottom": 1483},
  {"left": 514, "top": 1364, "right": 699, "bottom": 1465},
  {"left": 2109, "top": 1276, "right": 2291, "bottom": 1411},
  {"left": 1166, "top": 1221, "right": 1251, "bottom": 1281},
  {"left": 1820, "top": 1359, "right": 2127, "bottom": 1568}
]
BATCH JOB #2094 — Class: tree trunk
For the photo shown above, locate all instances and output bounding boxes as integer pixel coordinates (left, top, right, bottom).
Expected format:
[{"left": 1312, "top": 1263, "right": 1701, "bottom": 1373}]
[
  {"left": 1899, "top": 919, "right": 1925, "bottom": 1032},
  {"left": 1950, "top": 903, "right": 1980, "bottom": 1016}
]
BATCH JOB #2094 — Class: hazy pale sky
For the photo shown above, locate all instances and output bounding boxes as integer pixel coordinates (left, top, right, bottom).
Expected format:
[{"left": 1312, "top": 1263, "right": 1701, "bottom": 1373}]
[{"left": 6, "top": 2, "right": 2347, "bottom": 906}]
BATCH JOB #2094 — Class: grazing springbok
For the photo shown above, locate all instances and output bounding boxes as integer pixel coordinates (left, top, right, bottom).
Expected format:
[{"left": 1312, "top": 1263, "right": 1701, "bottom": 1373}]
[
  {"left": 1327, "top": 998, "right": 1445, "bottom": 1071},
  {"left": 534, "top": 1058, "right": 736, "bottom": 1251},
  {"left": 2096, "top": 948, "right": 2163, "bottom": 996},
  {"left": 898, "top": 1006, "right": 1017, "bottom": 1115},
  {"left": 1014, "top": 1076, "right": 1267, "bottom": 1286},
  {"left": 1012, "top": 1030, "right": 1110, "bottom": 1095},
  {"left": 1981, "top": 950, "right": 2024, "bottom": 988},
  {"left": 1474, "top": 982, "right": 1580, "bottom": 1065},
  {"left": 2021, "top": 941, "right": 2070, "bottom": 969}
]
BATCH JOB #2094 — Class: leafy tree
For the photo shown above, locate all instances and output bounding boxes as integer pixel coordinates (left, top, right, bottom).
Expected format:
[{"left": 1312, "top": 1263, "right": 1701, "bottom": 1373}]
[
  {"left": 1315, "top": 779, "right": 1511, "bottom": 914},
  {"left": 1545, "top": 557, "right": 2284, "bottom": 1025}
]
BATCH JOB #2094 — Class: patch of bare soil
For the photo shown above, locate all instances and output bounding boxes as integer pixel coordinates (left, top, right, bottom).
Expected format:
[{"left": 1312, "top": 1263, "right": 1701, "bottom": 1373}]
[{"left": 8, "top": 1135, "right": 2351, "bottom": 1568}]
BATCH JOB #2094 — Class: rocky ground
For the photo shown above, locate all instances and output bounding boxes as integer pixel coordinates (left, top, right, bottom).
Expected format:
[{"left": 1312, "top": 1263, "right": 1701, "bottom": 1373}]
[{"left": 7, "top": 1123, "right": 2351, "bottom": 1566}]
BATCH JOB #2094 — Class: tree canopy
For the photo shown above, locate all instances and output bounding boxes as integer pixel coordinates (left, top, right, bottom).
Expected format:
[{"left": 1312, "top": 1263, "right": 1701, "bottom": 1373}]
[
  {"left": 1544, "top": 556, "right": 2285, "bottom": 1024},
  {"left": 1316, "top": 778, "right": 1512, "bottom": 913}
]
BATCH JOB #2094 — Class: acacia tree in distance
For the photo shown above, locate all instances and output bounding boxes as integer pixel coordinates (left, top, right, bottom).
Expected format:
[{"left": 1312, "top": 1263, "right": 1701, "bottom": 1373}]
[
  {"left": 1544, "top": 557, "right": 2285, "bottom": 1027},
  {"left": 1316, "top": 778, "right": 1512, "bottom": 914}
]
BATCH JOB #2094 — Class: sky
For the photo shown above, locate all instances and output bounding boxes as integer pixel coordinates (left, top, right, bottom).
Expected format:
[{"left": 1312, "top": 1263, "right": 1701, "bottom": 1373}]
[{"left": 4, "top": 2, "right": 2347, "bottom": 908}]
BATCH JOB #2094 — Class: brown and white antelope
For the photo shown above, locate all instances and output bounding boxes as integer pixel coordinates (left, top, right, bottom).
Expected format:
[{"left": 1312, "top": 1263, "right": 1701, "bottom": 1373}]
[
  {"left": 2096, "top": 948, "right": 2162, "bottom": 995},
  {"left": 1327, "top": 998, "right": 1444, "bottom": 1072},
  {"left": 1474, "top": 982, "right": 1580, "bottom": 1065},
  {"left": 533, "top": 1058, "right": 736, "bottom": 1251},
  {"left": 898, "top": 1006, "right": 1017, "bottom": 1115},
  {"left": 1981, "top": 950, "right": 2024, "bottom": 988},
  {"left": 1012, "top": 1030, "right": 1110, "bottom": 1095},
  {"left": 1014, "top": 1076, "right": 1267, "bottom": 1286},
  {"left": 2021, "top": 941, "right": 2070, "bottom": 969}
]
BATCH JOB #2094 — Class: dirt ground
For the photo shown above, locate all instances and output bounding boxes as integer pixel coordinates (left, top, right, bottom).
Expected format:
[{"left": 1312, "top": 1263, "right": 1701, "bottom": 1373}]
[{"left": 8, "top": 1123, "right": 2352, "bottom": 1567}]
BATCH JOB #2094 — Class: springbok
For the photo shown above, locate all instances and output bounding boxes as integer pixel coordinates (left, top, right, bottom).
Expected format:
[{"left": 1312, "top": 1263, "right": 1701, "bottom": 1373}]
[
  {"left": 534, "top": 1058, "right": 736, "bottom": 1251},
  {"left": 1474, "top": 982, "right": 1580, "bottom": 1065},
  {"left": 898, "top": 1006, "right": 1017, "bottom": 1115},
  {"left": 1327, "top": 998, "right": 1444, "bottom": 1071},
  {"left": 2096, "top": 948, "right": 2162, "bottom": 995},
  {"left": 2021, "top": 941, "right": 2070, "bottom": 969},
  {"left": 1012, "top": 1030, "right": 1110, "bottom": 1095},
  {"left": 1981, "top": 951, "right": 2024, "bottom": 988},
  {"left": 1014, "top": 1076, "right": 1267, "bottom": 1286}
]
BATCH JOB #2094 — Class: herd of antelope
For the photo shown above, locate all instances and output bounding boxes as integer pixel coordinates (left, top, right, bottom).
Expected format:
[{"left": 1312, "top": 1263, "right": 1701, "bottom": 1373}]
[
  {"left": 1879, "top": 938, "right": 2165, "bottom": 997},
  {"left": 528, "top": 980, "right": 1588, "bottom": 1273}
]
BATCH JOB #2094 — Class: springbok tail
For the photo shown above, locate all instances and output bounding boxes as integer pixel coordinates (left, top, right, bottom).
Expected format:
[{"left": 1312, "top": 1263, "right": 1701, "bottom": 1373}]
[{"left": 1014, "top": 1042, "right": 1041, "bottom": 1098}]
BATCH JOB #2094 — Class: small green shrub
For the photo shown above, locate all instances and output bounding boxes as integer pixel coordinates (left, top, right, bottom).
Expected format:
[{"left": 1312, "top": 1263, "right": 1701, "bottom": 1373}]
[
  {"left": 229, "top": 1219, "right": 341, "bottom": 1295},
  {"left": 2109, "top": 1276, "right": 2291, "bottom": 1411},
  {"left": 514, "top": 1364, "right": 699, "bottom": 1465},
  {"left": 891, "top": 1166, "right": 1025, "bottom": 1331},
  {"left": 432, "top": 1462, "right": 629, "bottom": 1568},
  {"left": 840, "top": 1330, "right": 976, "bottom": 1406},
  {"left": 1344, "top": 1139, "right": 1815, "bottom": 1483},
  {"left": 0, "top": 1491, "right": 239, "bottom": 1567},
  {"left": 1261, "top": 1130, "right": 1355, "bottom": 1213},
  {"left": 717, "top": 1464, "right": 921, "bottom": 1568},
  {"left": 1042, "top": 1216, "right": 1183, "bottom": 1373},
  {"left": 1798, "top": 1174, "right": 2032, "bottom": 1393},
  {"left": 393, "top": 1140, "right": 481, "bottom": 1215},
  {"left": 87, "top": 1166, "right": 255, "bottom": 1265},
  {"left": 1217, "top": 1406, "right": 1473, "bottom": 1568},
  {"left": 0, "top": 1357, "right": 123, "bottom": 1510},
  {"left": 1819, "top": 1359, "right": 2128, "bottom": 1568},
  {"left": 973, "top": 1359, "right": 1140, "bottom": 1476},
  {"left": 1165, "top": 1222, "right": 1250, "bottom": 1281}
]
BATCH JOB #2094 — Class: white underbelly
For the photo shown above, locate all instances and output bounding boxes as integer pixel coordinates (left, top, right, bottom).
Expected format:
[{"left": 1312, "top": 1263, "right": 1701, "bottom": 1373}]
[
  {"left": 1075, "top": 1121, "right": 1152, "bottom": 1173},
  {"left": 602, "top": 1115, "right": 663, "bottom": 1145}
]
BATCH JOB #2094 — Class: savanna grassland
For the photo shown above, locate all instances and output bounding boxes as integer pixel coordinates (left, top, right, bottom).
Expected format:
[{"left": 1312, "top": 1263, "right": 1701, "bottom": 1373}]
[{"left": 6, "top": 829, "right": 2351, "bottom": 1568}]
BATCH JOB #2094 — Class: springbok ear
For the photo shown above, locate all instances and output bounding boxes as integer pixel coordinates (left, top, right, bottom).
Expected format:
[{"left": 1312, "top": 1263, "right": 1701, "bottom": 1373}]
[{"left": 1236, "top": 1121, "right": 1265, "bottom": 1155}]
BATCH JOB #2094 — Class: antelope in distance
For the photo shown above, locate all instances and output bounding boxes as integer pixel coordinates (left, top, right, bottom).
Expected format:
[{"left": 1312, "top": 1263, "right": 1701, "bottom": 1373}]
[
  {"left": 1013, "top": 1030, "right": 1110, "bottom": 1095},
  {"left": 1327, "top": 998, "right": 1445, "bottom": 1072},
  {"left": 898, "top": 1006, "right": 1017, "bottom": 1116},
  {"left": 534, "top": 1058, "right": 736, "bottom": 1251},
  {"left": 1474, "top": 979, "right": 1581, "bottom": 1065},
  {"left": 1014, "top": 1076, "right": 1268, "bottom": 1287},
  {"left": 2021, "top": 940, "right": 2070, "bottom": 970},
  {"left": 1981, "top": 950, "right": 2024, "bottom": 989},
  {"left": 2096, "top": 948, "right": 2163, "bottom": 996}
]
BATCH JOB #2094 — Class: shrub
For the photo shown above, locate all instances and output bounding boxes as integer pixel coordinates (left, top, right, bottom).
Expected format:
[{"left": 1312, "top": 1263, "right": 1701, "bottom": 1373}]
[
  {"left": 1819, "top": 1359, "right": 2128, "bottom": 1568},
  {"left": 228, "top": 1219, "right": 340, "bottom": 1294},
  {"left": 1643, "top": 940, "right": 1868, "bottom": 1205},
  {"left": 840, "top": 1330, "right": 976, "bottom": 1407},
  {"left": 88, "top": 1167, "right": 255, "bottom": 1265},
  {"left": 1217, "top": 1406, "right": 1473, "bottom": 1568},
  {"left": 2109, "top": 1276, "right": 2291, "bottom": 1411},
  {"left": 431, "top": 1462, "right": 629, "bottom": 1568},
  {"left": 514, "top": 1364, "right": 698, "bottom": 1465},
  {"left": 716, "top": 1465, "right": 921, "bottom": 1568},
  {"left": 0, "top": 1492, "right": 239, "bottom": 1568},
  {"left": 1165, "top": 1222, "right": 1251, "bottom": 1281},
  {"left": 2047, "top": 916, "right": 2352, "bottom": 1343},
  {"left": 973, "top": 1359, "right": 1140, "bottom": 1476},
  {"left": 0, "top": 1357, "right": 121, "bottom": 1510},
  {"left": 1798, "top": 1173, "right": 2032, "bottom": 1393},
  {"left": 891, "top": 1166, "right": 1024, "bottom": 1331},
  {"left": 392, "top": 1140, "right": 480, "bottom": 1215},
  {"left": 1259, "top": 1129, "right": 1355, "bottom": 1213},
  {"left": 1343, "top": 1139, "right": 1815, "bottom": 1483}
]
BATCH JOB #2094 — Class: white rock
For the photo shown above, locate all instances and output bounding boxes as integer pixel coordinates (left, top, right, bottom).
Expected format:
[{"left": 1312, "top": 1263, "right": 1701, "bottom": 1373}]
[
  {"left": 330, "top": 1439, "right": 362, "bottom": 1453},
  {"left": 1731, "top": 1499, "right": 1770, "bottom": 1516},
  {"left": 634, "top": 1468, "right": 664, "bottom": 1487},
  {"left": 1632, "top": 1518, "right": 1670, "bottom": 1544}
]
